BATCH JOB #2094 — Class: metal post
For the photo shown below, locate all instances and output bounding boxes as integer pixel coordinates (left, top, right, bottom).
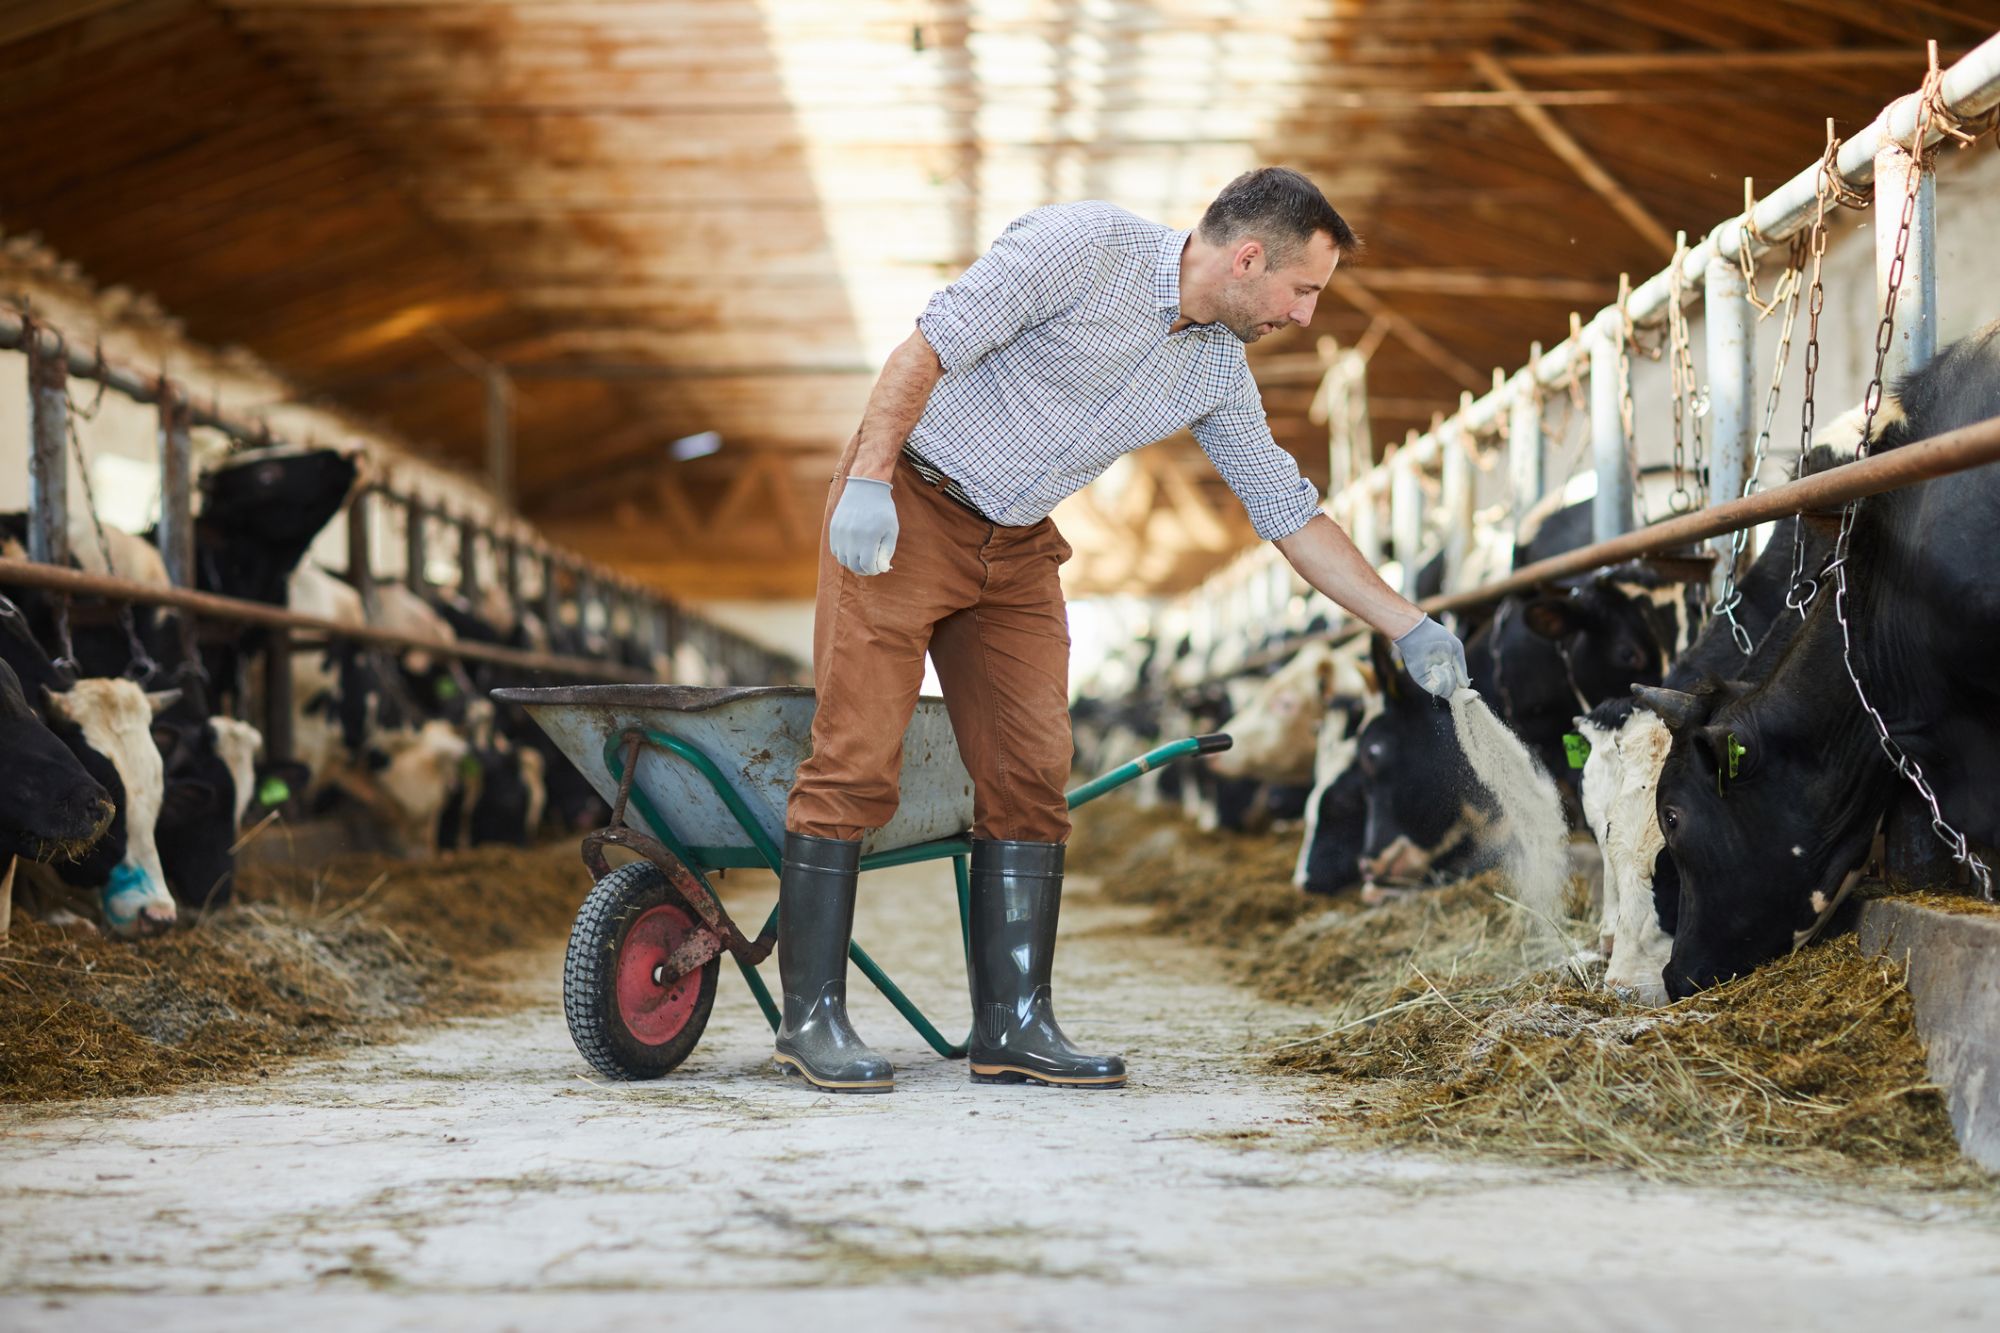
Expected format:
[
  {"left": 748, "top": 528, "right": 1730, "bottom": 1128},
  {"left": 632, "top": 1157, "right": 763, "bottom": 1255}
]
[
  {"left": 1350, "top": 488, "right": 1382, "bottom": 566},
  {"left": 1875, "top": 111, "right": 1937, "bottom": 382},
  {"left": 1507, "top": 369, "right": 1544, "bottom": 523},
  {"left": 458, "top": 516, "right": 480, "bottom": 598},
  {"left": 156, "top": 382, "right": 195, "bottom": 589},
  {"left": 346, "top": 486, "right": 378, "bottom": 619},
  {"left": 404, "top": 496, "right": 429, "bottom": 593},
  {"left": 485, "top": 367, "right": 514, "bottom": 507},
  {"left": 26, "top": 330, "right": 69, "bottom": 568},
  {"left": 1589, "top": 323, "right": 1633, "bottom": 542},
  {"left": 503, "top": 533, "right": 523, "bottom": 611},
  {"left": 1441, "top": 429, "right": 1473, "bottom": 592},
  {"left": 1390, "top": 449, "right": 1425, "bottom": 600},
  {"left": 263, "top": 626, "right": 294, "bottom": 764},
  {"left": 1704, "top": 252, "right": 1755, "bottom": 601}
]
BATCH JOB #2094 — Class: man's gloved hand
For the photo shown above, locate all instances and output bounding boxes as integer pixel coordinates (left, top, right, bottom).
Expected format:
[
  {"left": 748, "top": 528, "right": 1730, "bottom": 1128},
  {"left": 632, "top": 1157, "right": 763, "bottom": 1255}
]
[
  {"left": 1392, "top": 614, "right": 1470, "bottom": 699},
  {"left": 829, "top": 476, "right": 898, "bottom": 576}
]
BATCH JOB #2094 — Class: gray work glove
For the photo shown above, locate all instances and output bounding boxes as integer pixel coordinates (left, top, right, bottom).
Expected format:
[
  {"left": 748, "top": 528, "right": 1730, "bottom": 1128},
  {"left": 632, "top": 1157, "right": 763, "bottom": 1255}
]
[
  {"left": 1393, "top": 614, "right": 1470, "bottom": 699},
  {"left": 829, "top": 476, "right": 898, "bottom": 576}
]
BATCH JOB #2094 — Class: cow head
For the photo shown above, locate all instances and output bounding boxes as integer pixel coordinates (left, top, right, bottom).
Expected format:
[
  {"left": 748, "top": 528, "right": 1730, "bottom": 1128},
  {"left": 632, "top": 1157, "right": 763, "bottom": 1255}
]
[
  {"left": 1354, "top": 634, "right": 1500, "bottom": 891},
  {"left": 1644, "top": 680, "right": 1883, "bottom": 998},
  {"left": 42, "top": 681, "right": 181, "bottom": 937},
  {"left": 0, "top": 658, "right": 114, "bottom": 865},
  {"left": 1518, "top": 574, "right": 1675, "bottom": 703},
  {"left": 200, "top": 446, "right": 359, "bottom": 549},
  {"left": 153, "top": 711, "right": 264, "bottom": 911}
]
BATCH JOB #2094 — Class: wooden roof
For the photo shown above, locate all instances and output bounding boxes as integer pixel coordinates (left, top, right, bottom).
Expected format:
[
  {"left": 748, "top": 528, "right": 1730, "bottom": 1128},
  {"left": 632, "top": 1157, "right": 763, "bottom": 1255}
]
[{"left": 5, "top": 1, "right": 1995, "bottom": 597}]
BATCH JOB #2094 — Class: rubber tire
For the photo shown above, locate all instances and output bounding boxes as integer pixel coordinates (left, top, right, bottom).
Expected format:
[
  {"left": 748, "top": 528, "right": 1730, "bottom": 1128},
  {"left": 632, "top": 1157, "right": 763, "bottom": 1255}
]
[{"left": 564, "top": 859, "right": 721, "bottom": 1080}]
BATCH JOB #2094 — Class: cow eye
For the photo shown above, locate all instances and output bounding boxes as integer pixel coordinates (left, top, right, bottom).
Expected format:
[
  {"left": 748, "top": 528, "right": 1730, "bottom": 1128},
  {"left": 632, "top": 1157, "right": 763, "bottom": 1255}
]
[{"left": 1661, "top": 806, "right": 1680, "bottom": 832}]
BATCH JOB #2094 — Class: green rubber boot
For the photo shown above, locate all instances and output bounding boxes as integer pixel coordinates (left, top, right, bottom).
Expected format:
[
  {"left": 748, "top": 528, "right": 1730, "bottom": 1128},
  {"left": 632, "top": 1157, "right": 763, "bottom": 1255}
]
[
  {"left": 966, "top": 839, "right": 1127, "bottom": 1088},
  {"left": 772, "top": 832, "right": 893, "bottom": 1092}
]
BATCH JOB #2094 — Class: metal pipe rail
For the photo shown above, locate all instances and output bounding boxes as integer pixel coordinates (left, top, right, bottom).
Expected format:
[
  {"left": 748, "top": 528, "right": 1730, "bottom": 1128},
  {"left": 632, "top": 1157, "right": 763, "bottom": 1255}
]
[
  {"left": 1328, "top": 33, "right": 2000, "bottom": 500},
  {"left": 0, "top": 557, "right": 648, "bottom": 684},
  {"left": 1422, "top": 410, "right": 2000, "bottom": 615}
]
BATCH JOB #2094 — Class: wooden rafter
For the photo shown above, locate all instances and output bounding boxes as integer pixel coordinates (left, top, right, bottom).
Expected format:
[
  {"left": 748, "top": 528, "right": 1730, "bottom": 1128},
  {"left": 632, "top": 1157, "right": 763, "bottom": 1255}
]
[
  {"left": 1327, "top": 275, "right": 1486, "bottom": 393},
  {"left": 1469, "top": 51, "right": 1677, "bottom": 258}
]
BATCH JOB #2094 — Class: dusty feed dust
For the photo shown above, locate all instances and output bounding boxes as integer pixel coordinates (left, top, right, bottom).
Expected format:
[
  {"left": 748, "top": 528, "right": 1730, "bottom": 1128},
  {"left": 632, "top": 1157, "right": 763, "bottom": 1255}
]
[
  {"left": 0, "top": 840, "right": 588, "bottom": 1104},
  {"left": 1445, "top": 688, "right": 1570, "bottom": 942},
  {"left": 1068, "top": 796, "right": 1983, "bottom": 1186}
]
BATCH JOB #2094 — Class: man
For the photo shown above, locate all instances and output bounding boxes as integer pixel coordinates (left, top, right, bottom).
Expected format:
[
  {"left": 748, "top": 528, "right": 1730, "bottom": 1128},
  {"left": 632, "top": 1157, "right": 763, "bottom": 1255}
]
[{"left": 773, "top": 167, "right": 1468, "bottom": 1094}]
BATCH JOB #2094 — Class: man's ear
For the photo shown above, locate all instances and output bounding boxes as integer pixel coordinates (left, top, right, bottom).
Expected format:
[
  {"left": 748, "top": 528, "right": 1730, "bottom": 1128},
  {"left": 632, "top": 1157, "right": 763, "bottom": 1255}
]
[{"left": 1233, "top": 239, "right": 1264, "bottom": 276}]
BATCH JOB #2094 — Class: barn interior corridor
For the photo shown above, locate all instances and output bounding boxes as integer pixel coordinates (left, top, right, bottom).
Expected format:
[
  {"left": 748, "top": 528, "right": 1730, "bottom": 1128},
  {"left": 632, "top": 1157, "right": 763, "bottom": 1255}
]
[{"left": 4, "top": 861, "right": 1996, "bottom": 1330}]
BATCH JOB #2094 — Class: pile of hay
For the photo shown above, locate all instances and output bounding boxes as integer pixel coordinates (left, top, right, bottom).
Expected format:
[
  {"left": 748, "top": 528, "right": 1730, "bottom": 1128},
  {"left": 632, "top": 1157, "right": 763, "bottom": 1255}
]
[
  {"left": 1070, "top": 796, "right": 1982, "bottom": 1185},
  {"left": 0, "top": 841, "right": 587, "bottom": 1104}
]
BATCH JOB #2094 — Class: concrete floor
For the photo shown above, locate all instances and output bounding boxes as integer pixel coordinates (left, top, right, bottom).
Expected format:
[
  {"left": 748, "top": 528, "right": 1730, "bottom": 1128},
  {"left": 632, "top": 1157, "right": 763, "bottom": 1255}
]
[{"left": 3, "top": 861, "right": 1998, "bottom": 1331}]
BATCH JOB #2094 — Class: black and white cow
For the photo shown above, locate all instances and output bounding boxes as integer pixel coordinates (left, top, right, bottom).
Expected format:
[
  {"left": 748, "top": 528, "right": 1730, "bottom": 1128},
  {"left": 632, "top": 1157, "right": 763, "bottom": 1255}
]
[
  {"left": 152, "top": 697, "right": 264, "bottom": 911},
  {"left": 0, "top": 656, "right": 116, "bottom": 939},
  {"left": 1646, "top": 323, "right": 2000, "bottom": 996}
]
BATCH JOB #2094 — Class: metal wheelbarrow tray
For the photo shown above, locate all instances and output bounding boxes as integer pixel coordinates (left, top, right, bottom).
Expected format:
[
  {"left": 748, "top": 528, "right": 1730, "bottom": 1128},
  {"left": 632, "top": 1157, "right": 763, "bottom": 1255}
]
[{"left": 494, "top": 683, "right": 1229, "bottom": 1081}]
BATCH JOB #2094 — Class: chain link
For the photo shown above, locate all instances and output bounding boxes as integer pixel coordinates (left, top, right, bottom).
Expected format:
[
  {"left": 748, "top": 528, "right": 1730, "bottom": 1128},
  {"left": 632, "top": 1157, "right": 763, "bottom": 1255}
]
[
  {"left": 1825, "top": 62, "right": 1992, "bottom": 900},
  {"left": 1785, "top": 124, "right": 1848, "bottom": 617},
  {"left": 1615, "top": 274, "right": 1650, "bottom": 528},
  {"left": 1665, "top": 235, "right": 1708, "bottom": 515}
]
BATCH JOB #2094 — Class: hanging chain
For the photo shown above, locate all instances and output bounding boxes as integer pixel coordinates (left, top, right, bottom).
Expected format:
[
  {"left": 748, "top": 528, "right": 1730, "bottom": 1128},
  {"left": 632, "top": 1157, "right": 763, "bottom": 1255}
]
[
  {"left": 1785, "top": 123, "right": 1850, "bottom": 617},
  {"left": 1615, "top": 274, "right": 1649, "bottom": 527},
  {"left": 1826, "top": 58, "right": 1992, "bottom": 900},
  {"left": 1713, "top": 232, "right": 1808, "bottom": 655},
  {"left": 62, "top": 344, "right": 161, "bottom": 684},
  {"left": 1665, "top": 235, "right": 1708, "bottom": 515}
]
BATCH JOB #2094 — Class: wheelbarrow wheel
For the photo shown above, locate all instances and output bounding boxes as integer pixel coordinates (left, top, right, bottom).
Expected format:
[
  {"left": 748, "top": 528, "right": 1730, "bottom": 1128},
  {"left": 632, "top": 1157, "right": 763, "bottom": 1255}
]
[{"left": 564, "top": 859, "right": 720, "bottom": 1080}]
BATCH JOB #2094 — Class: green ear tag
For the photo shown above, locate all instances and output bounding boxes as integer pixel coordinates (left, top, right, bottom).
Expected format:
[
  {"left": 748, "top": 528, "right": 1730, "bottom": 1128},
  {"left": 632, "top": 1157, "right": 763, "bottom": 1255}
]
[
  {"left": 460, "top": 754, "right": 482, "bottom": 781},
  {"left": 1726, "top": 733, "right": 1746, "bottom": 779},
  {"left": 435, "top": 676, "right": 462, "bottom": 702},
  {"left": 1563, "top": 732, "right": 1591, "bottom": 769},
  {"left": 256, "top": 776, "right": 292, "bottom": 807}
]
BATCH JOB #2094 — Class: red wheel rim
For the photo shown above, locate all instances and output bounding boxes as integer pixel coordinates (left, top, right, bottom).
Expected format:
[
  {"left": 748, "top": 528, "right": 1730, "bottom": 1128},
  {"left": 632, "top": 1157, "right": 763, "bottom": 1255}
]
[{"left": 614, "top": 902, "right": 703, "bottom": 1046}]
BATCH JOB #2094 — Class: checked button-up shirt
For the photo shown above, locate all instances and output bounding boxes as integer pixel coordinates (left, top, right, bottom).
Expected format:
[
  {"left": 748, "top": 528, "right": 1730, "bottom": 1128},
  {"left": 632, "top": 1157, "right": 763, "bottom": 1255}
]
[{"left": 909, "top": 200, "right": 1324, "bottom": 542}]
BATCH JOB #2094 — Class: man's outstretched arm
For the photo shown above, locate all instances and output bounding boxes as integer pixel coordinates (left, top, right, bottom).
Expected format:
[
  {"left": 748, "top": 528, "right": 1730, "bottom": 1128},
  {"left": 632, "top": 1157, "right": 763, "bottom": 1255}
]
[{"left": 1274, "top": 514, "right": 1468, "bottom": 696}]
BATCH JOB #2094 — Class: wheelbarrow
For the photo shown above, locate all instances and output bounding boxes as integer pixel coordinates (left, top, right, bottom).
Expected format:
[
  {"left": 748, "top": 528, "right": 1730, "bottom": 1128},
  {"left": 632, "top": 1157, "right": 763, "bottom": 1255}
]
[{"left": 492, "top": 684, "right": 1231, "bottom": 1080}]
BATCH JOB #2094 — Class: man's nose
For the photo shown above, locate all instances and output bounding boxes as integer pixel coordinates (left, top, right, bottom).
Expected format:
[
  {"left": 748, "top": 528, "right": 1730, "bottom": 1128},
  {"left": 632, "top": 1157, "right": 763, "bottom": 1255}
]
[{"left": 1288, "top": 293, "right": 1319, "bottom": 326}]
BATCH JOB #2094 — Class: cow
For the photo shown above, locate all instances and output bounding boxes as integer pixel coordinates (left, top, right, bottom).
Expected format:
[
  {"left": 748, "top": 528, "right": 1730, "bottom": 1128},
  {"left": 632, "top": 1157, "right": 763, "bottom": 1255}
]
[
  {"left": 152, "top": 701, "right": 264, "bottom": 912},
  {"left": 15, "top": 680, "right": 183, "bottom": 936},
  {"left": 0, "top": 656, "right": 116, "bottom": 940},
  {"left": 1580, "top": 516, "right": 1817, "bottom": 1001},
  {"left": 193, "top": 445, "right": 360, "bottom": 606},
  {"left": 1646, "top": 324, "right": 2000, "bottom": 997}
]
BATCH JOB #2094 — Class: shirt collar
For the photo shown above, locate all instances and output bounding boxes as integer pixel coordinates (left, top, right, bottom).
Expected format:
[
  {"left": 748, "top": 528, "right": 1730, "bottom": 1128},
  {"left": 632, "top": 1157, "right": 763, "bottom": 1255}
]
[{"left": 1154, "top": 227, "right": 1190, "bottom": 317}]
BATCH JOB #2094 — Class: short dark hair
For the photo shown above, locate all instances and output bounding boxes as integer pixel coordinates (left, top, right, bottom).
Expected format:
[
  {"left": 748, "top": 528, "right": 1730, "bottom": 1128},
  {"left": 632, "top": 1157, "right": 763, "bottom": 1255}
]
[{"left": 1198, "top": 167, "right": 1358, "bottom": 267}]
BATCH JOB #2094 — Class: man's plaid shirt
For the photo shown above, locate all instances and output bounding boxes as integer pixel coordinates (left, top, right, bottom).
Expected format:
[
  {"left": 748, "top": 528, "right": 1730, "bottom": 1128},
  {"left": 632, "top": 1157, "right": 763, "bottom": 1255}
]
[{"left": 909, "top": 200, "right": 1322, "bottom": 542}]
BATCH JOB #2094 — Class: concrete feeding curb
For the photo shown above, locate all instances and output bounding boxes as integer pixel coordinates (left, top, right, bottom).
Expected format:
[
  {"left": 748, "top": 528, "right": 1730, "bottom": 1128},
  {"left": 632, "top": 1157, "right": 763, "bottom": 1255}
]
[{"left": 1855, "top": 899, "right": 2000, "bottom": 1171}]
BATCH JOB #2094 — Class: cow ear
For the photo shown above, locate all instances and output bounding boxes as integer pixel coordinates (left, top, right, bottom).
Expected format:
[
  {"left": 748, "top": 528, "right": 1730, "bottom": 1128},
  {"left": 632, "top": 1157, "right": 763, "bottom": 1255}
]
[
  {"left": 1633, "top": 685, "right": 1705, "bottom": 732},
  {"left": 1698, "top": 722, "right": 1753, "bottom": 786},
  {"left": 1716, "top": 678, "right": 1757, "bottom": 707},
  {"left": 146, "top": 689, "right": 182, "bottom": 716},
  {"left": 1520, "top": 596, "right": 1583, "bottom": 642}
]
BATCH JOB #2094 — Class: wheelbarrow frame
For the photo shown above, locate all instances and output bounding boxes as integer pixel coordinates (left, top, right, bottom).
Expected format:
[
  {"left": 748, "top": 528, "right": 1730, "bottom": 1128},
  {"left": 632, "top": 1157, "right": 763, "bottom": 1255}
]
[{"left": 578, "top": 724, "right": 1232, "bottom": 1060}]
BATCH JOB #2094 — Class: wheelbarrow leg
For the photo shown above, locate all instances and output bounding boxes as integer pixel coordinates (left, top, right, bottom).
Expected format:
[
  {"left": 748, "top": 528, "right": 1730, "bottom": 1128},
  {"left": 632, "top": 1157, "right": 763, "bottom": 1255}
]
[{"left": 737, "top": 904, "right": 783, "bottom": 1035}]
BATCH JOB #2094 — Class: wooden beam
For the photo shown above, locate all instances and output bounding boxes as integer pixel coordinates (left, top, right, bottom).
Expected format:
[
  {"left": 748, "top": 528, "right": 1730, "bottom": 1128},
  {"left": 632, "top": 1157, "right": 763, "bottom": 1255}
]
[
  {"left": 1468, "top": 51, "right": 1676, "bottom": 259},
  {"left": 1326, "top": 275, "right": 1485, "bottom": 393},
  {"left": 1502, "top": 47, "right": 1962, "bottom": 75}
]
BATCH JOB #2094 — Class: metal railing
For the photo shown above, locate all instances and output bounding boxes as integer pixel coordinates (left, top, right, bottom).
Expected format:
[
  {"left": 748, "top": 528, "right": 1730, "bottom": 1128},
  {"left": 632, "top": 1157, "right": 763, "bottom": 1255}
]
[{"left": 1167, "top": 34, "right": 2000, "bottom": 665}]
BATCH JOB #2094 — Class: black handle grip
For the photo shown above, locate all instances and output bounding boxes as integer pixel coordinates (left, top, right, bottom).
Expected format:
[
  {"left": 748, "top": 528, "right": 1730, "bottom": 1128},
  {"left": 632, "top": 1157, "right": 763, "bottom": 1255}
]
[{"left": 1195, "top": 733, "right": 1234, "bottom": 754}]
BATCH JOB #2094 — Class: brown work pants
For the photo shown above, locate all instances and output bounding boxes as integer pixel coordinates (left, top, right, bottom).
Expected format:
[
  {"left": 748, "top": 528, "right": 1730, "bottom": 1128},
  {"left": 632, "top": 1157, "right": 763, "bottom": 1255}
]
[{"left": 786, "top": 448, "right": 1075, "bottom": 844}]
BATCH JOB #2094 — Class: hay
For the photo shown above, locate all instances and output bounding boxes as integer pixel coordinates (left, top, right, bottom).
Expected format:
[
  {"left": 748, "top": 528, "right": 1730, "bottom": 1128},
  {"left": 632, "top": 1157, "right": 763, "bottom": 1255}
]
[
  {"left": 0, "top": 840, "right": 588, "bottom": 1104},
  {"left": 1069, "top": 795, "right": 1985, "bottom": 1187}
]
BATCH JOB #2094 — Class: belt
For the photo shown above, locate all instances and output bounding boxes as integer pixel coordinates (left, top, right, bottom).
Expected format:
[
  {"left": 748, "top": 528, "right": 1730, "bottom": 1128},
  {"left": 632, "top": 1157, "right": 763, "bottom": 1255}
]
[{"left": 901, "top": 444, "right": 991, "bottom": 521}]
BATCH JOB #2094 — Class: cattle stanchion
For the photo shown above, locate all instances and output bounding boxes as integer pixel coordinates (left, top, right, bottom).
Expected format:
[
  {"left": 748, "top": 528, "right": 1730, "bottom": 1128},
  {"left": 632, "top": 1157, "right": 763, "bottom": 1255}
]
[
  {"left": 347, "top": 485, "right": 380, "bottom": 621},
  {"left": 263, "top": 625, "right": 294, "bottom": 765},
  {"left": 25, "top": 323, "right": 69, "bottom": 570},
  {"left": 1703, "top": 251, "right": 1755, "bottom": 605},
  {"left": 1506, "top": 357, "right": 1543, "bottom": 525},
  {"left": 1874, "top": 96, "right": 1938, "bottom": 383},
  {"left": 404, "top": 495, "right": 430, "bottom": 594},
  {"left": 458, "top": 515, "right": 480, "bottom": 600},
  {"left": 1588, "top": 313, "right": 1633, "bottom": 543},
  {"left": 156, "top": 380, "right": 195, "bottom": 592},
  {"left": 1389, "top": 447, "right": 1423, "bottom": 598}
]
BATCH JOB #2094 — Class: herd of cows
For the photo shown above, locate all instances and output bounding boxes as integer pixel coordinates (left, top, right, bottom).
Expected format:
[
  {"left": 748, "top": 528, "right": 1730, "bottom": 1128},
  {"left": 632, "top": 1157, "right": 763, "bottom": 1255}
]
[
  {"left": 0, "top": 442, "right": 701, "bottom": 940},
  {"left": 1075, "top": 320, "right": 2000, "bottom": 1003}
]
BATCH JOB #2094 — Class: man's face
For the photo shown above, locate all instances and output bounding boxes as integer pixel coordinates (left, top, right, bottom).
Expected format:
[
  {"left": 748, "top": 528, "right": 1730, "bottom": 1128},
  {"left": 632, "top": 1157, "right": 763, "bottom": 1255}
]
[{"left": 1212, "top": 230, "right": 1338, "bottom": 344}]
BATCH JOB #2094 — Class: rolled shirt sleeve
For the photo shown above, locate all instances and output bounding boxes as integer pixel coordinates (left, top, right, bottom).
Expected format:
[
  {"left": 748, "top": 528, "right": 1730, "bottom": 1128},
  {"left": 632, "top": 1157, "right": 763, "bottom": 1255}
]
[
  {"left": 916, "top": 205, "right": 1106, "bottom": 372},
  {"left": 1192, "top": 374, "right": 1324, "bottom": 542}
]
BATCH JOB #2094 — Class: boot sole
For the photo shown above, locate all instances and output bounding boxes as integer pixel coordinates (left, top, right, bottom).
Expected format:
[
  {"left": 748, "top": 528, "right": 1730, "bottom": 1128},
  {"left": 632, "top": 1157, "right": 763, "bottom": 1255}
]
[
  {"left": 968, "top": 1062, "right": 1126, "bottom": 1088},
  {"left": 773, "top": 1052, "right": 894, "bottom": 1093}
]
